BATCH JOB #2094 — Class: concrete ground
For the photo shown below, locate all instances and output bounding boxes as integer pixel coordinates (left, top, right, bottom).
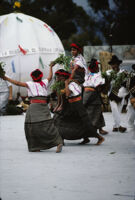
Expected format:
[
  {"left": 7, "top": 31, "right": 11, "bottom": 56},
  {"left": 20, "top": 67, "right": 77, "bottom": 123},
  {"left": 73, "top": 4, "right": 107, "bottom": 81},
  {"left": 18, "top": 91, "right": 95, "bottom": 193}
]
[{"left": 0, "top": 112, "right": 135, "bottom": 200}]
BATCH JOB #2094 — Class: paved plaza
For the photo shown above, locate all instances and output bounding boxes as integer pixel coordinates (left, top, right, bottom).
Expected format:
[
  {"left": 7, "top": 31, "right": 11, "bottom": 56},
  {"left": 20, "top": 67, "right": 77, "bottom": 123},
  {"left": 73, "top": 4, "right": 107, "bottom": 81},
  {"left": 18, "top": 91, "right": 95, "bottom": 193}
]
[{"left": 0, "top": 112, "right": 135, "bottom": 200}]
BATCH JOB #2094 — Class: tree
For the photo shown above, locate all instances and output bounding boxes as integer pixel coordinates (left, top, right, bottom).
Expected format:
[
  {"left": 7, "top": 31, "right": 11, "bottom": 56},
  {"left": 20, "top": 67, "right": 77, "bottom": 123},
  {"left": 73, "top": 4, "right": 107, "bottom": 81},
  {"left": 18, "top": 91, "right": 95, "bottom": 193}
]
[{"left": 87, "top": 0, "right": 135, "bottom": 45}]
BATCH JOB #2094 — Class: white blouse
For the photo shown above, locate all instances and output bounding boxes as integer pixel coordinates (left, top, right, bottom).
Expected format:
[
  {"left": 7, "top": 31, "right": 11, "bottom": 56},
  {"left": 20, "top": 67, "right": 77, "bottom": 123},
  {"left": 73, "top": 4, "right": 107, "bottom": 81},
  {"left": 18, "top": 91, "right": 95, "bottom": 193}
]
[
  {"left": 83, "top": 72, "right": 105, "bottom": 88},
  {"left": 26, "top": 79, "right": 49, "bottom": 97},
  {"left": 68, "top": 82, "right": 82, "bottom": 97},
  {"left": 70, "top": 54, "right": 88, "bottom": 73}
]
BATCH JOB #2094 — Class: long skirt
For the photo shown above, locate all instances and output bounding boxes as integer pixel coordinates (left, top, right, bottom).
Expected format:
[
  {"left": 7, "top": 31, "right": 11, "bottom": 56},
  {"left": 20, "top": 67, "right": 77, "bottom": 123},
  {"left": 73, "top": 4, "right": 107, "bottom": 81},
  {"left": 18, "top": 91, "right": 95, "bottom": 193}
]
[
  {"left": 25, "top": 97, "right": 62, "bottom": 152},
  {"left": 54, "top": 113, "right": 87, "bottom": 140},
  {"left": 54, "top": 99, "right": 99, "bottom": 140},
  {"left": 83, "top": 91, "right": 105, "bottom": 129}
]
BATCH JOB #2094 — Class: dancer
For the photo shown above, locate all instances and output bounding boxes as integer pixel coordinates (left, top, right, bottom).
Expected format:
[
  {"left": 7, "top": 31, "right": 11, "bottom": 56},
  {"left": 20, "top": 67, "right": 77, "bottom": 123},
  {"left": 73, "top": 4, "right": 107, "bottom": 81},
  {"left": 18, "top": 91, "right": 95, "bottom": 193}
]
[
  {"left": 83, "top": 58, "right": 108, "bottom": 137},
  {"left": 107, "top": 55, "right": 127, "bottom": 132},
  {"left": 64, "top": 72, "right": 105, "bottom": 145},
  {"left": 53, "top": 69, "right": 105, "bottom": 145},
  {"left": 2, "top": 64, "right": 63, "bottom": 153},
  {"left": 52, "top": 69, "right": 70, "bottom": 113},
  {"left": 70, "top": 43, "right": 88, "bottom": 83}
]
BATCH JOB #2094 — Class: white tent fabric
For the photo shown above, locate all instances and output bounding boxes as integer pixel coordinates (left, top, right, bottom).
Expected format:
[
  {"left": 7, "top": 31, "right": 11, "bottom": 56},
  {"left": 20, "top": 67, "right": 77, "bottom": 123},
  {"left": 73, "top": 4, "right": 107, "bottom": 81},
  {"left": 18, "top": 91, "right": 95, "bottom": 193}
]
[{"left": 0, "top": 12, "right": 65, "bottom": 97}]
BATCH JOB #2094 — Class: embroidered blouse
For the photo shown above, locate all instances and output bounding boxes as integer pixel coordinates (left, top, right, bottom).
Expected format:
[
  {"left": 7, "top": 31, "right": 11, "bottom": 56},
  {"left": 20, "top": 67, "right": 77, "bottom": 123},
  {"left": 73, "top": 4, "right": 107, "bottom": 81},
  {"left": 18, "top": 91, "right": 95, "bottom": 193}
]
[
  {"left": 83, "top": 72, "right": 105, "bottom": 88},
  {"left": 26, "top": 79, "right": 48, "bottom": 97},
  {"left": 68, "top": 82, "right": 82, "bottom": 97},
  {"left": 70, "top": 54, "right": 88, "bottom": 73}
]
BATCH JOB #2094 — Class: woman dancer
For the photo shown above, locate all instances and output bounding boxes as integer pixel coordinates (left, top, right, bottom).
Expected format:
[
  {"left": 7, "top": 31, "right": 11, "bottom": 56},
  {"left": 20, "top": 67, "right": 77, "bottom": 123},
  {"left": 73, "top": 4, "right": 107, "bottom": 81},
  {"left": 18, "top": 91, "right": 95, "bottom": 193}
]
[
  {"left": 52, "top": 69, "right": 70, "bottom": 113},
  {"left": 70, "top": 43, "right": 88, "bottom": 83},
  {"left": 53, "top": 67, "right": 105, "bottom": 145},
  {"left": 64, "top": 72, "right": 105, "bottom": 145},
  {"left": 2, "top": 64, "right": 63, "bottom": 153},
  {"left": 83, "top": 58, "right": 108, "bottom": 138}
]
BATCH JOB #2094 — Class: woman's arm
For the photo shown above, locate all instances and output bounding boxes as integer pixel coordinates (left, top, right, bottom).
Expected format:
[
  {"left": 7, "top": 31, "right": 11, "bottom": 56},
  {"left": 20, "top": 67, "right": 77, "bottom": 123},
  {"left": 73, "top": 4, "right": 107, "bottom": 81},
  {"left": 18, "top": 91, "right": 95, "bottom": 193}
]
[
  {"left": 47, "top": 62, "right": 55, "bottom": 82},
  {"left": 65, "top": 79, "right": 71, "bottom": 97},
  {"left": 8, "top": 85, "right": 13, "bottom": 100},
  {"left": 70, "top": 64, "right": 79, "bottom": 79},
  {"left": 3, "top": 76, "right": 28, "bottom": 87}
]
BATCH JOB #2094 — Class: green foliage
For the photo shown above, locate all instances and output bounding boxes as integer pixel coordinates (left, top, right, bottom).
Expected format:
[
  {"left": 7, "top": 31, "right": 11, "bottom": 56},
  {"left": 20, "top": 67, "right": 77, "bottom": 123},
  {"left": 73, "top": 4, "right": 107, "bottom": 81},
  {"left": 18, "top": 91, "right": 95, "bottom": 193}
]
[
  {"left": 112, "top": 71, "right": 127, "bottom": 90},
  {"left": 88, "top": 0, "right": 135, "bottom": 45},
  {"left": 88, "top": 0, "right": 109, "bottom": 13},
  {"left": 51, "top": 54, "right": 72, "bottom": 94},
  {"left": 51, "top": 81, "right": 65, "bottom": 94},
  {"left": 101, "top": 71, "right": 109, "bottom": 79},
  {"left": 0, "top": 62, "right": 5, "bottom": 78},
  {"left": 109, "top": 71, "right": 118, "bottom": 81},
  {"left": 52, "top": 54, "right": 71, "bottom": 71},
  {"left": 101, "top": 70, "right": 127, "bottom": 90},
  {"left": 101, "top": 71, "right": 116, "bottom": 82}
]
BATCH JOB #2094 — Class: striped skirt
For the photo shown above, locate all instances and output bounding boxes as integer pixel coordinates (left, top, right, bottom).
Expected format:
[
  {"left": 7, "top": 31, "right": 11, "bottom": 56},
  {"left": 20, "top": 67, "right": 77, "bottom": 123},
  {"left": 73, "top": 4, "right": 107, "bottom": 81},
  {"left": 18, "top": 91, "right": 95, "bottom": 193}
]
[{"left": 25, "top": 97, "right": 62, "bottom": 152}]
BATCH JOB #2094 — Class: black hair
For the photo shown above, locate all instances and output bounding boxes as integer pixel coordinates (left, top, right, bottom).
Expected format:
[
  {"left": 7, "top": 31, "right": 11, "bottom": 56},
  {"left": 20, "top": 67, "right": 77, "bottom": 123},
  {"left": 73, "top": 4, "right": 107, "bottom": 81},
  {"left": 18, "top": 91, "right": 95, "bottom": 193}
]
[{"left": 31, "top": 69, "right": 43, "bottom": 82}]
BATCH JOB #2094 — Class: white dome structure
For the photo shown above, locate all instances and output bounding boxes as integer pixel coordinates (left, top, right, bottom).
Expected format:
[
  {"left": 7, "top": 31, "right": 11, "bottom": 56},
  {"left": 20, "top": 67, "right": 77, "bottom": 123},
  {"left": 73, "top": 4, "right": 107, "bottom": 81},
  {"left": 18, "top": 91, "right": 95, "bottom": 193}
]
[{"left": 0, "top": 12, "right": 65, "bottom": 97}]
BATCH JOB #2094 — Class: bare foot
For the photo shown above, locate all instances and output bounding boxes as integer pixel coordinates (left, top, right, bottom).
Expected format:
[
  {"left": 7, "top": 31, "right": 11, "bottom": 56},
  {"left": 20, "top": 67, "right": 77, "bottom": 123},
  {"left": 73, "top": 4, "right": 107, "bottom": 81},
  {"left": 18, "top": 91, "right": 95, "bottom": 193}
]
[
  {"left": 99, "top": 129, "right": 108, "bottom": 135},
  {"left": 56, "top": 105, "right": 63, "bottom": 112},
  {"left": 53, "top": 105, "right": 59, "bottom": 112},
  {"left": 96, "top": 137, "right": 105, "bottom": 145},
  {"left": 56, "top": 144, "right": 63, "bottom": 153}
]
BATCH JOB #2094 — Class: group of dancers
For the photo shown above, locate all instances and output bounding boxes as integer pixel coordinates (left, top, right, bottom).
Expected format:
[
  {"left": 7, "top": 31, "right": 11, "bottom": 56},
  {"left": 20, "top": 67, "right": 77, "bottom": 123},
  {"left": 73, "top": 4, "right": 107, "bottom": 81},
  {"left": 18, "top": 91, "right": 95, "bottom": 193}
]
[{"left": 1, "top": 43, "right": 135, "bottom": 153}]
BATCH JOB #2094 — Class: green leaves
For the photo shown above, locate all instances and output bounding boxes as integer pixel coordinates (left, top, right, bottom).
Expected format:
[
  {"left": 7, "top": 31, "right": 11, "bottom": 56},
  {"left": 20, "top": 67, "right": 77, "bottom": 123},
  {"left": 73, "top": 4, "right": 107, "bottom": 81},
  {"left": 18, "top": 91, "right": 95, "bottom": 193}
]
[
  {"left": 50, "top": 54, "right": 72, "bottom": 94},
  {"left": 51, "top": 81, "right": 65, "bottom": 94},
  {"left": 112, "top": 71, "right": 127, "bottom": 90},
  {"left": 0, "top": 62, "right": 6, "bottom": 78},
  {"left": 101, "top": 70, "right": 127, "bottom": 90},
  {"left": 52, "top": 54, "right": 71, "bottom": 71}
]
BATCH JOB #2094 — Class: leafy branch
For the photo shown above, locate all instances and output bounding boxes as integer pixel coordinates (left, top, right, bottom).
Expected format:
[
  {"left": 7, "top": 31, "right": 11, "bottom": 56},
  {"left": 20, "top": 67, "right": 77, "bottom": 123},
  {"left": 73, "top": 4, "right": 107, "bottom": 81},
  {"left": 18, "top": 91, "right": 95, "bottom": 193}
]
[
  {"left": 101, "top": 70, "right": 128, "bottom": 90},
  {"left": 52, "top": 54, "right": 71, "bottom": 71},
  {"left": 51, "top": 81, "right": 65, "bottom": 94}
]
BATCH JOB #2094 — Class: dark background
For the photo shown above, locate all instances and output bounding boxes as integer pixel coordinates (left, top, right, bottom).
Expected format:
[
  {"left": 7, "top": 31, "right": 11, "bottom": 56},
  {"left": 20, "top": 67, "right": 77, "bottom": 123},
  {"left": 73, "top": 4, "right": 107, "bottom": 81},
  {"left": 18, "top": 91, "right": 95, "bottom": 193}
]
[{"left": 0, "top": 0, "right": 134, "bottom": 50}]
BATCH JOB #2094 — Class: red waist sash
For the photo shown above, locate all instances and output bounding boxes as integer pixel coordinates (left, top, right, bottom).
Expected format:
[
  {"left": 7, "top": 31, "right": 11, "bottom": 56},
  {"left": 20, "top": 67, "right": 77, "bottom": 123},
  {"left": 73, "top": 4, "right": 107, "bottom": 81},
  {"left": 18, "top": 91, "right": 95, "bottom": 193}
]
[
  {"left": 68, "top": 96, "right": 82, "bottom": 103},
  {"left": 30, "top": 99, "right": 47, "bottom": 104},
  {"left": 84, "top": 87, "right": 95, "bottom": 92}
]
